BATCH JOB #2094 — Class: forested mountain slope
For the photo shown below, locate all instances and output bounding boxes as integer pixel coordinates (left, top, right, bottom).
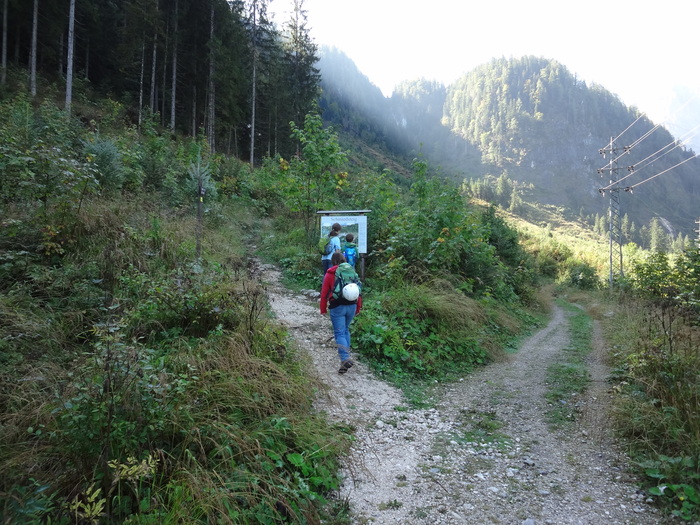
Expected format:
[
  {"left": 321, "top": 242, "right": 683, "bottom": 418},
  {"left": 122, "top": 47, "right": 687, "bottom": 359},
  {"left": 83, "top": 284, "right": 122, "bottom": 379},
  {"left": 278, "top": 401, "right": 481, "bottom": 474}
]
[
  {"left": 318, "top": 52, "right": 700, "bottom": 239},
  {"left": 443, "top": 57, "right": 699, "bottom": 234}
]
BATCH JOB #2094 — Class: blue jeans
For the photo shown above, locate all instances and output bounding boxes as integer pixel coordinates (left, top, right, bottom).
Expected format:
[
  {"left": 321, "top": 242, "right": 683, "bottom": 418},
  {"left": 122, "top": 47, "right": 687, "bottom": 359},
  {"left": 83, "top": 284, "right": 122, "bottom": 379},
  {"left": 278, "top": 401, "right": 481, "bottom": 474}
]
[
  {"left": 322, "top": 258, "right": 332, "bottom": 272},
  {"left": 329, "top": 303, "right": 356, "bottom": 363}
]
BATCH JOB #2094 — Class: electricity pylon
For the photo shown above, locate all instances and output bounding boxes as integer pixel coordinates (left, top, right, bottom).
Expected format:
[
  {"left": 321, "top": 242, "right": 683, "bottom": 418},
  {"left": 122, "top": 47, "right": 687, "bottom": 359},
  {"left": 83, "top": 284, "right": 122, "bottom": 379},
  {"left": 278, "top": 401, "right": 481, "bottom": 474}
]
[{"left": 598, "top": 137, "right": 626, "bottom": 287}]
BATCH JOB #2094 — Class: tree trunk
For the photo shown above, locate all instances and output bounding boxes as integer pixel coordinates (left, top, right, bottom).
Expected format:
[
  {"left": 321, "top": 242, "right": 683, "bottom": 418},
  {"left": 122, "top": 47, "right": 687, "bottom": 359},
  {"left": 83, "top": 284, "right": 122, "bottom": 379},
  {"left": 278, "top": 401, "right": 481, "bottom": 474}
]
[
  {"left": 138, "top": 37, "right": 145, "bottom": 127},
  {"left": 150, "top": 33, "right": 157, "bottom": 111},
  {"left": 161, "top": 20, "right": 168, "bottom": 124},
  {"left": 273, "top": 102, "right": 278, "bottom": 157},
  {"left": 30, "top": 0, "right": 38, "bottom": 96},
  {"left": 84, "top": 39, "right": 89, "bottom": 80},
  {"left": 196, "top": 175, "right": 203, "bottom": 260},
  {"left": 65, "top": 0, "right": 75, "bottom": 114},
  {"left": 249, "top": 1, "right": 257, "bottom": 167},
  {"left": 1, "top": 0, "right": 7, "bottom": 85},
  {"left": 207, "top": 2, "right": 215, "bottom": 151},
  {"left": 191, "top": 84, "right": 196, "bottom": 136},
  {"left": 13, "top": 29, "right": 18, "bottom": 64},
  {"left": 58, "top": 31, "right": 63, "bottom": 77},
  {"left": 249, "top": 55, "right": 256, "bottom": 166},
  {"left": 170, "top": 0, "right": 178, "bottom": 132}
]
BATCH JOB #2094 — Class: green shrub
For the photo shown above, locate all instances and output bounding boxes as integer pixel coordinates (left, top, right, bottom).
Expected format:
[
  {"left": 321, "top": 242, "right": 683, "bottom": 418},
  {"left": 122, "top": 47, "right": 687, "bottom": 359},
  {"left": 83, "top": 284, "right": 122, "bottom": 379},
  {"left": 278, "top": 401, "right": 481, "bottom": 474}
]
[
  {"left": 83, "top": 135, "right": 126, "bottom": 195},
  {"left": 354, "top": 283, "right": 489, "bottom": 379},
  {"left": 120, "top": 267, "right": 249, "bottom": 342},
  {"left": 559, "top": 261, "right": 600, "bottom": 289}
]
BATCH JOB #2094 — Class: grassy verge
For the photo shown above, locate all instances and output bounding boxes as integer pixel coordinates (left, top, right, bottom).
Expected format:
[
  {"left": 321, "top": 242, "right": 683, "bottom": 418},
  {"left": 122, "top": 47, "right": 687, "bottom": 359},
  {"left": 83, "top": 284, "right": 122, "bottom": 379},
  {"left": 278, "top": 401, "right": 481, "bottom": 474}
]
[
  {"left": 0, "top": 197, "right": 351, "bottom": 524},
  {"left": 603, "top": 294, "right": 700, "bottom": 521},
  {"left": 544, "top": 299, "right": 592, "bottom": 427}
]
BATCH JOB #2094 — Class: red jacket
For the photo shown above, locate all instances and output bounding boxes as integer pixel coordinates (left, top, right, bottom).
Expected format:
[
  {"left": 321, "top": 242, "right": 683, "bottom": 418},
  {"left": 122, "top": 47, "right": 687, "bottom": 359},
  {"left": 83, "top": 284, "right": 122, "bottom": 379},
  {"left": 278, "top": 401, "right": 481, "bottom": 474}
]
[{"left": 320, "top": 265, "right": 363, "bottom": 315}]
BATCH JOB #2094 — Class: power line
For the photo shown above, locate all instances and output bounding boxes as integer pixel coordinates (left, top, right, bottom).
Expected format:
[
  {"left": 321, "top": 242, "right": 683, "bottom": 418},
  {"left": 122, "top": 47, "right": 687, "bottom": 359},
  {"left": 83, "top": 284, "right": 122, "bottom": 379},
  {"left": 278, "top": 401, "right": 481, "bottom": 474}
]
[
  {"left": 599, "top": 126, "right": 700, "bottom": 192},
  {"left": 598, "top": 136, "right": 625, "bottom": 287},
  {"left": 597, "top": 94, "right": 700, "bottom": 277},
  {"left": 610, "top": 112, "right": 646, "bottom": 145},
  {"left": 597, "top": 118, "right": 659, "bottom": 181},
  {"left": 625, "top": 154, "right": 699, "bottom": 191},
  {"left": 659, "top": 89, "right": 700, "bottom": 130},
  {"left": 628, "top": 131, "right": 697, "bottom": 173},
  {"left": 627, "top": 123, "right": 661, "bottom": 150},
  {"left": 598, "top": 132, "right": 693, "bottom": 194}
]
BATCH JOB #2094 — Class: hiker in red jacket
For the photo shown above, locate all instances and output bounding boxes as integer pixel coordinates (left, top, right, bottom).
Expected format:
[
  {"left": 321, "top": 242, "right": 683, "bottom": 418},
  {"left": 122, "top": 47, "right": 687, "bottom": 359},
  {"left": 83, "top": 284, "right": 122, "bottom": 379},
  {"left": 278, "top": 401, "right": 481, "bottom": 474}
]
[{"left": 320, "top": 252, "right": 363, "bottom": 374}]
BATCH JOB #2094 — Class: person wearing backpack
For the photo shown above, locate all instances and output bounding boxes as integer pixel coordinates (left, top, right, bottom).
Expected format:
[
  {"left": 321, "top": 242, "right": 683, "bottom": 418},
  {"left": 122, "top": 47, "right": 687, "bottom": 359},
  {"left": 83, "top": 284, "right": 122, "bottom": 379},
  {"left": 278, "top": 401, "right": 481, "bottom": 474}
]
[
  {"left": 320, "top": 252, "right": 362, "bottom": 374},
  {"left": 321, "top": 222, "right": 342, "bottom": 272},
  {"left": 342, "top": 233, "right": 358, "bottom": 268}
]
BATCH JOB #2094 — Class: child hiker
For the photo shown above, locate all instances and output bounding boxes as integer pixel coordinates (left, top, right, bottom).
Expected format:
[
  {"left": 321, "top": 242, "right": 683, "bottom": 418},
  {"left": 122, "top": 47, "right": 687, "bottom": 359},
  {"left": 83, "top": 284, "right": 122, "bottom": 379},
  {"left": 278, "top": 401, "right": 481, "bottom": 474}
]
[{"left": 342, "top": 233, "right": 358, "bottom": 268}]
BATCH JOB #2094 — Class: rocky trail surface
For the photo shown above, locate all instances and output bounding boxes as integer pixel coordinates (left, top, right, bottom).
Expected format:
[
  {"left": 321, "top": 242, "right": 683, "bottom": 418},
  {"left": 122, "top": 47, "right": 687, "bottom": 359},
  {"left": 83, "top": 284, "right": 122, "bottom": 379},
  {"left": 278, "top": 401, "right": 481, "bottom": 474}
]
[{"left": 255, "top": 261, "right": 671, "bottom": 525}]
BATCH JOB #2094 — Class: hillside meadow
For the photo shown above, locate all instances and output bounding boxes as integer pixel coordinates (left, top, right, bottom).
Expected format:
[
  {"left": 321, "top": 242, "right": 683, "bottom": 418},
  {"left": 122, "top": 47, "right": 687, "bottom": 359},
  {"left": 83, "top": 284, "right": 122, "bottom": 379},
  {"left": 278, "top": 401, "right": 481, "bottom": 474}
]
[{"left": 0, "top": 85, "right": 698, "bottom": 523}]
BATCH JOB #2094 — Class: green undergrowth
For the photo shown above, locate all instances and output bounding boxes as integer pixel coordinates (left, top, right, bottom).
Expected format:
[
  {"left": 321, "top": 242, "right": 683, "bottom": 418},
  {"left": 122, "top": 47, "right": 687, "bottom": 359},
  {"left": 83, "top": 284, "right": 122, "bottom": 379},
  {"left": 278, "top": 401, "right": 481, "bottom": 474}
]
[
  {"left": 604, "top": 286, "right": 700, "bottom": 521},
  {"left": 352, "top": 282, "right": 539, "bottom": 397},
  {"left": 544, "top": 298, "right": 592, "bottom": 427},
  {"left": 0, "top": 197, "right": 351, "bottom": 524}
]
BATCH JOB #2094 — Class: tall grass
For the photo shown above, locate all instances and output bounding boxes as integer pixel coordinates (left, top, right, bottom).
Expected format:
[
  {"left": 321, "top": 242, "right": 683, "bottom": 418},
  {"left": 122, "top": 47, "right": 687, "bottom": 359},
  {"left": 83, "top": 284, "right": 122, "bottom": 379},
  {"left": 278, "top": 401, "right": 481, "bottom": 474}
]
[
  {"left": 544, "top": 300, "right": 592, "bottom": 427},
  {"left": 0, "top": 195, "right": 350, "bottom": 524},
  {"left": 604, "top": 294, "right": 700, "bottom": 519}
]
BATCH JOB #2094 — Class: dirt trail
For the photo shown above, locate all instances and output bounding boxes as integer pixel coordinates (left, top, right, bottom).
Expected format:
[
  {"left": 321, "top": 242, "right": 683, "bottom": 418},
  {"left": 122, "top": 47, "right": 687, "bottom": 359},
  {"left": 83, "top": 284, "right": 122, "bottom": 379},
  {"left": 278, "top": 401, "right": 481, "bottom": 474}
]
[{"left": 256, "top": 261, "right": 668, "bottom": 525}]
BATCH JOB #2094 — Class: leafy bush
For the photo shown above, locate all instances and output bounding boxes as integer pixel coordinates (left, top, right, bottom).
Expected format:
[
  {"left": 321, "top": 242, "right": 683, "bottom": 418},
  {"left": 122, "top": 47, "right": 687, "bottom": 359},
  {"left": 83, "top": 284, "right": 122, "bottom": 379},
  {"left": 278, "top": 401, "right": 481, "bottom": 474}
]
[
  {"left": 527, "top": 237, "right": 573, "bottom": 278},
  {"left": 138, "top": 119, "right": 180, "bottom": 192},
  {"left": 0, "top": 94, "right": 100, "bottom": 252},
  {"left": 368, "top": 160, "right": 534, "bottom": 303},
  {"left": 559, "top": 261, "right": 600, "bottom": 289},
  {"left": 642, "top": 456, "right": 700, "bottom": 521},
  {"left": 354, "top": 282, "right": 489, "bottom": 379},
  {"left": 215, "top": 155, "right": 248, "bottom": 198},
  {"left": 285, "top": 113, "right": 347, "bottom": 238}
]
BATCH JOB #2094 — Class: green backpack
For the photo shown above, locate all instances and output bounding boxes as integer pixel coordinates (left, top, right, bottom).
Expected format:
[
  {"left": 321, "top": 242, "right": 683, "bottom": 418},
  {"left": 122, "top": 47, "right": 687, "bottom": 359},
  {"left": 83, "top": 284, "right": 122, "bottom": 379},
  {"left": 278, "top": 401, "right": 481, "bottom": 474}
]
[
  {"left": 318, "top": 236, "right": 332, "bottom": 255},
  {"left": 331, "top": 263, "right": 362, "bottom": 302}
]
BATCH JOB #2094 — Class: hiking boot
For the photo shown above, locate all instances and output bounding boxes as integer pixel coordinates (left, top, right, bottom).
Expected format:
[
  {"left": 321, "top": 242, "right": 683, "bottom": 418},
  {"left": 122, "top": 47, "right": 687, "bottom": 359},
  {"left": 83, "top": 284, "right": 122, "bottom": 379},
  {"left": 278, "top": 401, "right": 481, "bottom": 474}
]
[{"left": 338, "top": 360, "right": 354, "bottom": 374}]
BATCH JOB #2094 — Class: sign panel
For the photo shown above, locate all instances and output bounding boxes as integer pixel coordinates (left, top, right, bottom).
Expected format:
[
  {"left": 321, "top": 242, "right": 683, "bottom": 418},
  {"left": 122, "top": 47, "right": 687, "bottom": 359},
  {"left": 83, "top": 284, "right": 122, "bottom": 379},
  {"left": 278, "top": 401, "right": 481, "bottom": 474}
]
[{"left": 320, "top": 215, "right": 368, "bottom": 254}]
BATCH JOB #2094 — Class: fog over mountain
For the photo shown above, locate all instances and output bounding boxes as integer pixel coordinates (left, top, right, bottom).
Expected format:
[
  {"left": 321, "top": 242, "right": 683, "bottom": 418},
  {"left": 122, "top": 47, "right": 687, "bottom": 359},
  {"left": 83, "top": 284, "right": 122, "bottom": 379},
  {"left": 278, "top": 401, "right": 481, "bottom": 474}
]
[{"left": 664, "top": 86, "right": 700, "bottom": 154}]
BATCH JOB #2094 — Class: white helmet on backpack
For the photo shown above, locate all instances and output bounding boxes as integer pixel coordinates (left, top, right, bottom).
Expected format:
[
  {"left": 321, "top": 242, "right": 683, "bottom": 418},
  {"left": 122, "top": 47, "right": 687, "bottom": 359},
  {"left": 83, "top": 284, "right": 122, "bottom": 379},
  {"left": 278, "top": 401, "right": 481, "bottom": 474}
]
[{"left": 342, "top": 283, "right": 360, "bottom": 302}]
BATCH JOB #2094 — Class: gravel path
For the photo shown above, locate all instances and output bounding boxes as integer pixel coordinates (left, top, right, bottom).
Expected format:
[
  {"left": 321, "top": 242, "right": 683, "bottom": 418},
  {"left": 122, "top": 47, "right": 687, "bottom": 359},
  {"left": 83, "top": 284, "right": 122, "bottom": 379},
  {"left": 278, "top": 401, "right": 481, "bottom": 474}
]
[{"left": 256, "top": 262, "right": 670, "bottom": 525}]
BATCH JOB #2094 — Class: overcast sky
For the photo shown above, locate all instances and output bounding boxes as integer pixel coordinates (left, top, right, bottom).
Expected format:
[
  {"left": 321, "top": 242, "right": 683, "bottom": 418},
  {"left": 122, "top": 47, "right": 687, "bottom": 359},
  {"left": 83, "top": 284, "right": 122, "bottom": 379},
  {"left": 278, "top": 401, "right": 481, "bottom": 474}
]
[{"left": 269, "top": 0, "right": 700, "bottom": 132}]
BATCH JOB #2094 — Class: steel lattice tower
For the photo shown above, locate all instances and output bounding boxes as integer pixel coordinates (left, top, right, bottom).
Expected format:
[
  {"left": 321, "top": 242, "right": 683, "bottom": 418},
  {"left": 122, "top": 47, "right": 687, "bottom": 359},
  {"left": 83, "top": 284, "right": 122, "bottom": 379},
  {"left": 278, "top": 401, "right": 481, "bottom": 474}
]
[{"left": 598, "top": 137, "right": 625, "bottom": 287}]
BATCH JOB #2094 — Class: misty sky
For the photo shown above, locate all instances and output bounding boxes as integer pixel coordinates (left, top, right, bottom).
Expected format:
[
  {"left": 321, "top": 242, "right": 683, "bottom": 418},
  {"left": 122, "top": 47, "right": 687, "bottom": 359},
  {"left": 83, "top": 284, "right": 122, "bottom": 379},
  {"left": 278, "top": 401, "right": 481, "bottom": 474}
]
[{"left": 270, "top": 0, "right": 700, "bottom": 134}]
